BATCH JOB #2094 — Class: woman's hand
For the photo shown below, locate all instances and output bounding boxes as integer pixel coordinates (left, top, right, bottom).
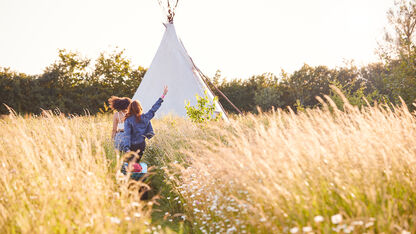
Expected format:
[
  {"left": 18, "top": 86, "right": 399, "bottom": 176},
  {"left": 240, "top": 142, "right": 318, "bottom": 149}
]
[{"left": 162, "top": 85, "right": 168, "bottom": 98}]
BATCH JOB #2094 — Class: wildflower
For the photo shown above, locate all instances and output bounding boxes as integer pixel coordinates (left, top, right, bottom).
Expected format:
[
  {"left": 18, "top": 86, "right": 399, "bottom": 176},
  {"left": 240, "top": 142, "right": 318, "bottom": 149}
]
[
  {"left": 337, "top": 224, "right": 347, "bottom": 230},
  {"left": 125, "top": 217, "right": 131, "bottom": 221},
  {"left": 289, "top": 227, "right": 299, "bottom": 233},
  {"left": 302, "top": 226, "right": 312, "bottom": 232},
  {"left": 331, "top": 214, "right": 343, "bottom": 224},
  {"left": 130, "top": 202, "right": 140, "bottom": 207},
  {"left": 314, "top": 215, "right": 324, "bottom": 223},
  {"left": 351, "top": 220, "right": 364, "bottom": 226},
  {"left": 226, "top": 226, "right": 237, "bottom": 233},
  {"left": 402, "top": 231, "right": 411, "bottom": 234},
  {"left": 134, "top": 212, "right": 141, "bottom": 218},
  {"left": 343, "top": 225, "right": 354, "bottom": 233},
  {"left": 332, "top": 227, "right": 341, "bottom": 233},
  {"left": 365, "top": 222, "right": 374, "bottom": 228},
  {"left": 110, "top": 217, "right": 121, "bottom": 224},
  {"left": 260, "top": 217, "right": 266, "bottom": 222}
]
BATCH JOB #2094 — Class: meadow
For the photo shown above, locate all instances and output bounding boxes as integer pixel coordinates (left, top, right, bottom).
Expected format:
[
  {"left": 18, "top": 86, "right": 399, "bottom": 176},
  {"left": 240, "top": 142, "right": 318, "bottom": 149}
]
[{"left": 1, "top": 97, "right": 416, "bottom": 233}]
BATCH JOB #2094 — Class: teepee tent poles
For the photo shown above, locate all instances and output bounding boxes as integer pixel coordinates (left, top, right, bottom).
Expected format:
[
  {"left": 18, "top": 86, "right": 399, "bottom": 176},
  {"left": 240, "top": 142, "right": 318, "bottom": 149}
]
[
  {"left": 157, "top": 0, "right": 179, "bottom": 23},
  {"left": 132, "top": 0, "right": 241, "bottom": 119},
  {"left": 190, "top": 60, "right": 243, "bottom": 115}
]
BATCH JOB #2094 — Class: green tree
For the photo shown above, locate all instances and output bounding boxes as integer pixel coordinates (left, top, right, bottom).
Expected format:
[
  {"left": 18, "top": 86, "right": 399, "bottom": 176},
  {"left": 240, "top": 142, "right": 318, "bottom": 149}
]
[
  {"left": 285, "top": 64, "right": 335, "bottom": 107},
  {"left": 329, "top": 80, "right": 388, "bottom": 111},
  {"left": 93, "top": 49, "right": 145, "bottom": 97},
  {"left": 379, "top": 0, "right": 416, "bottom": 107}
]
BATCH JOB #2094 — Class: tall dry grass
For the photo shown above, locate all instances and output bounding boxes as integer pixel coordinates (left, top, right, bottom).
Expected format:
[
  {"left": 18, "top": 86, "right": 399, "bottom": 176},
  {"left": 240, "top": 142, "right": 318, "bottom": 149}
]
[
  {"left": 0, "top": 113, "right": 154, "bottom": 233},
  {"left": 2, "top": 99, "right": 416, "bottom": 233},
  {"left": 159, "top": 102, "right": 416, "bottom": 233}
]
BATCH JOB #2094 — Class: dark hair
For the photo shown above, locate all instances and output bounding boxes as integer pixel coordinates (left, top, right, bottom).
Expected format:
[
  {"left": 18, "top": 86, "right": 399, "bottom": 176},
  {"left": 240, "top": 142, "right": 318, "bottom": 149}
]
[
  {"left": 108, "top": 96, "right": 131, "bottom": 111},
  {"left": 124, "top": 100, "right": 143, "bottom": 123}
]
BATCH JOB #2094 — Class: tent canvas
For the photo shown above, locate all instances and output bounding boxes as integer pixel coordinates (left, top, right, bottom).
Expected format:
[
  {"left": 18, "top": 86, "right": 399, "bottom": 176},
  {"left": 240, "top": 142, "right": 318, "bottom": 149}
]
[{"left": 132, "top": 23, "right": 228, "bottom": 120}]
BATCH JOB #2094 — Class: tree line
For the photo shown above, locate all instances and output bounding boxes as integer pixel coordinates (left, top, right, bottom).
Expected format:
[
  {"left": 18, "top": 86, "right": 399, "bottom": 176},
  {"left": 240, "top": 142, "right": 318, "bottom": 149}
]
[
  {"left": 0, "top": 53, "right": 393, "bottom": 115},
  {"left": 0, "top": 49, "right": 145, "bottom": 115},
  {"left": 2, "top": 0, "right": 416, "bottom": 115}
]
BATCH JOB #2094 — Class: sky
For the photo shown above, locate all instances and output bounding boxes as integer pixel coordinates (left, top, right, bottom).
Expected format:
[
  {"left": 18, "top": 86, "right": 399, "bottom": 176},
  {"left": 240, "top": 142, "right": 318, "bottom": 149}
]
[{"left": 0, "top": 0, "right": 394, "bottom": 79}]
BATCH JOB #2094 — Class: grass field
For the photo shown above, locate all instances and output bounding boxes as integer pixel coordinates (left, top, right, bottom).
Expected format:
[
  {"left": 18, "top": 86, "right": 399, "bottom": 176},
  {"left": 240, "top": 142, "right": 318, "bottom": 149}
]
[{"left": 1, "top": 99, "right": 416, "bottom": 233}]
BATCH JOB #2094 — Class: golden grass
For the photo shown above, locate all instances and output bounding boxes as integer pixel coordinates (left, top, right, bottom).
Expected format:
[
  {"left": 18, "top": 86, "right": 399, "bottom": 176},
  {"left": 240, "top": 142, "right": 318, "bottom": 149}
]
[
  {"left": 159, "top": 103, "right": 416, "bottom": 233},
  {"left": 2, "top": 100, "right": 416, "bottom": 233},
  {"left": 0, "top": 113, "right": 153, "bottom": 233}
]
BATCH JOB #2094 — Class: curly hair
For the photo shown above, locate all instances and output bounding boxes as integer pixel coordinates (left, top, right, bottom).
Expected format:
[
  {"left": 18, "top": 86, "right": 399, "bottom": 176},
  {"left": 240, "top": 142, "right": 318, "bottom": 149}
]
[{"left": 108, "top": 96, "right": 131, "bottom": 111}]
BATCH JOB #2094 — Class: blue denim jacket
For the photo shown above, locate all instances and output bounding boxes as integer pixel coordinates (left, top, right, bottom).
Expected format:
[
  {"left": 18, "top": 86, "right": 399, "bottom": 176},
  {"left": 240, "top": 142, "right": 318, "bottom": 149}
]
[{"left": 123, "top": 98, "right": 163, "bottom": 151}]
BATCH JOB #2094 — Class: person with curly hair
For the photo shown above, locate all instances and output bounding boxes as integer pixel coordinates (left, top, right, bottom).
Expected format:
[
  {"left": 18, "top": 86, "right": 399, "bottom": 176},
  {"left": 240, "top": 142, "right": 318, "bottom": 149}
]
[{"left": 108, "top": 96, "right": 131, "bottom": 150}]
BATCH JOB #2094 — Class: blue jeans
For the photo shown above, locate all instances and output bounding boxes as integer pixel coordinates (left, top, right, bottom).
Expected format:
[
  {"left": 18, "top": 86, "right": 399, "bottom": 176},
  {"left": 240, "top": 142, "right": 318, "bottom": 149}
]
[{"left": 114, "top": 131, "right": 128, "bottom": 151}]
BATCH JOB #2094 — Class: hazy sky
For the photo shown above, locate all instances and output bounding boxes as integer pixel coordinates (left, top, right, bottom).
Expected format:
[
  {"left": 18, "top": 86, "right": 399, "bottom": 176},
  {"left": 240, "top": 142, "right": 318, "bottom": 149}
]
[{"left": 0, "top": 0, "right": 394, "bottom": 79}]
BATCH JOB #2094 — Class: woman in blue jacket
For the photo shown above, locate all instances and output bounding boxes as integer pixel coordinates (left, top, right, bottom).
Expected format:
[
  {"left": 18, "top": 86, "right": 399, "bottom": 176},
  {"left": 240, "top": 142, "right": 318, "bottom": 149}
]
[{"left": 122, "top": 86, "right": 168, "bottom": 157}]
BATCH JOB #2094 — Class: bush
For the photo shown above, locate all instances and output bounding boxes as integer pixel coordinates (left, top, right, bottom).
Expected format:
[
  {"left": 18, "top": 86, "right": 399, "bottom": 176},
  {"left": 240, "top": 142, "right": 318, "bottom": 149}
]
[{"left": 185, "top": 90, "right": 221, "bottom": 123}]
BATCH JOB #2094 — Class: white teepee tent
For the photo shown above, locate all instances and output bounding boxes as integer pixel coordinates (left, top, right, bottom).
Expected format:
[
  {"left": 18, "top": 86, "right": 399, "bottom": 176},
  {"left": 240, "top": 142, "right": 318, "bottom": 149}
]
[{"left": 132, "top": 17, "right": 228, "bottom": 120}]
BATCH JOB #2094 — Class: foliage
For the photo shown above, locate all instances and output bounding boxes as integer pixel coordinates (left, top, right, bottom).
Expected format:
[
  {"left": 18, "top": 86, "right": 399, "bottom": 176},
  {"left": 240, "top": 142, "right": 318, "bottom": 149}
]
[
  {"left": 3, "top": 0, "right": 416, "bottom": 115},
  {"left": 0, "top": 49, "right": 146, "bottom": 115},
  {"left": 99, "top": 102, "right": 112, "bottom": 114},
  {"left": 185, "top": 90, "right": 221, "bottom": 123},
  {"left": 329, "top": 80, "right": 388, "bottom": 111},
  {"left": 378, "top": 0, "right": 416, "bottom": 108}
]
